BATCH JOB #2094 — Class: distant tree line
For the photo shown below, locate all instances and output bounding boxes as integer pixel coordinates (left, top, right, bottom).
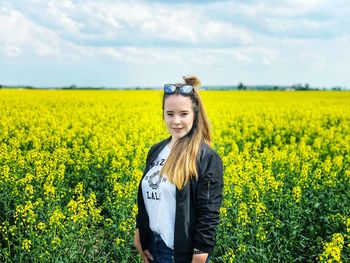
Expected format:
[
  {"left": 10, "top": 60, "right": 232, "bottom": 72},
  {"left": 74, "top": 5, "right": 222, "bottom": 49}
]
[
  {"left": 234, "top": 82, "right": 347, "bottom": 91},
  {"left": 0, "top": 83, "right": 348, "bottom": 91},
  {"left": 237, "top": 82, "right": 246, "bottom": 90}
]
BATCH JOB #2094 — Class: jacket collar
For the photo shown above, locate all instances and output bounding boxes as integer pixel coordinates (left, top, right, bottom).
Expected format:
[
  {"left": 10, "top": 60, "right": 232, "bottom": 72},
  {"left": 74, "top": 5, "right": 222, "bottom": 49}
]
[{"left": 146, "top": 136, "right": 172, "bottom": 168}]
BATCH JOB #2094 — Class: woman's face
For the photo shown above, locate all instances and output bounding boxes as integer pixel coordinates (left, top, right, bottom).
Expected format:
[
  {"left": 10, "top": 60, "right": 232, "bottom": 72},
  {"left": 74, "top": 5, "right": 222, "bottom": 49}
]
[{"left": 164, "top": 95, "right": 194, "bottom": 142}]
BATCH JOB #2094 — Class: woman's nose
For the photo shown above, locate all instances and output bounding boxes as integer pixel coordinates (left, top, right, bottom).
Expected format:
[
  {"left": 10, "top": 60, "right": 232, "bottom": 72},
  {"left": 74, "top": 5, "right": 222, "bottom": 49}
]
[{"left": 173, "top": 115, "right": 181, "bottom": 124}]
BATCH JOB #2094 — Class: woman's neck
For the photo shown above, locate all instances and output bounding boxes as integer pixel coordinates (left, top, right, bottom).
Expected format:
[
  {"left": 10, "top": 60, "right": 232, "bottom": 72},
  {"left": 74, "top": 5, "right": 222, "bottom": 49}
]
[{"left": 168, "top": 138, "right": 177, "bottom": 149}]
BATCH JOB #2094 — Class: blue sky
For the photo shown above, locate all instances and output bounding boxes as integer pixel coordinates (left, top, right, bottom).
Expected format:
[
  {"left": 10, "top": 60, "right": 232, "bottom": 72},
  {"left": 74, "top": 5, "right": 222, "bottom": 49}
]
[{"left": 1, "top": 0, "right": 349, "bottom": 88}]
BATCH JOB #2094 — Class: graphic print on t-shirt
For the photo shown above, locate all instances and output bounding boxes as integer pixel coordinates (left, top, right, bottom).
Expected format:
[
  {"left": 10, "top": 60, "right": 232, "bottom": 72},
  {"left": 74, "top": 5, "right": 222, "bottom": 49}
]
[
  {"left": 148, "top": 170, "right": 161, "bottom": 189},
  {"left": 144, "top": 162, "right": 167, "bottom": 201}
]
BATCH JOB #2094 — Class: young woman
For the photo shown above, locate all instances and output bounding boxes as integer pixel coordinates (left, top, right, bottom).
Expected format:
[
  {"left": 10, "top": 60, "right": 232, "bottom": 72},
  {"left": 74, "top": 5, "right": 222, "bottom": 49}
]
[{"left": 134, "top": 75, "right": 223, "bottom": 263}]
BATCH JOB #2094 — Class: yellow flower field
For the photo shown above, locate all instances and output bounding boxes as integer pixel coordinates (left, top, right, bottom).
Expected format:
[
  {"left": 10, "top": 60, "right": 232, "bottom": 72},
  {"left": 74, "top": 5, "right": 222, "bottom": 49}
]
[{"left": 0, "top": 89, "right": 349, "bottom": 262}]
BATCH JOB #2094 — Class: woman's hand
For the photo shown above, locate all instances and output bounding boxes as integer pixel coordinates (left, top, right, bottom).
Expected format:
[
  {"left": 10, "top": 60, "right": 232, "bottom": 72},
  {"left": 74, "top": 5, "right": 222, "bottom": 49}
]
[
  {"left": 136, "top": 249, "right": 153, "bottom": 263},
  {"left": 191, "top": 253, "right": 209, "bottom": 263},
  {"left": 134, "top": 228, "right": 154, "bottom": 262}
]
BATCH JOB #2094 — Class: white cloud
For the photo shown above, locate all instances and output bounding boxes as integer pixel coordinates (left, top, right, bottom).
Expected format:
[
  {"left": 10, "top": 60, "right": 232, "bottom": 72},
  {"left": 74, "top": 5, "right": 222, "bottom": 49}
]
[
  {"left": 0, "top": 7, "right": 29, "bottom": 46},
  {"left": 1, "top": 0, "right": 350, "bottom": 88},
  {"left": 209, "top": 0, "right": 350, "bottom": 40},
  {"left": 203, "top": 21, "right": 253, "bottom": 45},
  {"left": 0, "top": 4, "right": 95, "bottom": 62},
  {"left": 0, "top": 6, "right": 60, "bottom": 57},
  {"left": 98, "top": 47, "right": 122, "bottom": 60},
  {"left": 4, "top": 1, "right": 255, "bottom": 48},
  {"left": 234, "top": 50, "right": 252, "bottom": 64},
  {"left": 1, "top": 45, "right": 21, "bottom": 57},
  {"left": 47, "top": 1, "right": 84, "bottom": 34}
]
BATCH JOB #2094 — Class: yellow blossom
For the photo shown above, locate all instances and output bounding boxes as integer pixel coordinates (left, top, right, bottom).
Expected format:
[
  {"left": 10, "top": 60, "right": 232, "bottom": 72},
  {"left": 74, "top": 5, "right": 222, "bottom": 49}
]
[
  {"left": 237, "top": 202, "right": 250, "bottom": 226},
  {"left": 319, "top": 233, "right": 344, "bottom": 262},
  {"left": 49, "top": 208, "right": 66, "bottom": 228},
  {"left": 22, "top": 239, "right": 32, "bottom": 252},
  {"left": 292, "top": 186, "right": 302, "bottom": 203},
  {"left": 36, "top": 222, "right": 46, "bottom": 232},
  {"left": 51, "top": 237, "right": 61, "bottom": 248}
]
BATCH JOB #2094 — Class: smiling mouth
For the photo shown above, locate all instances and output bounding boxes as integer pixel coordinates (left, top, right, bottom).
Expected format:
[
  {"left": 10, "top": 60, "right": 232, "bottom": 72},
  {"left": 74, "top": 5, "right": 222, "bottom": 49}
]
[{"left": 173, "top": 128, "right": 183, "bottom": 132}]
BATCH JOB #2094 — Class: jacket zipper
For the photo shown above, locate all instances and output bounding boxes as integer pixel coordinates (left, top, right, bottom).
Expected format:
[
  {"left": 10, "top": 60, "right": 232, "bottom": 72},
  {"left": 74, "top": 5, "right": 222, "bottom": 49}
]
[{"left": 207, "top": 180, "right": 210, "bottom": 202}]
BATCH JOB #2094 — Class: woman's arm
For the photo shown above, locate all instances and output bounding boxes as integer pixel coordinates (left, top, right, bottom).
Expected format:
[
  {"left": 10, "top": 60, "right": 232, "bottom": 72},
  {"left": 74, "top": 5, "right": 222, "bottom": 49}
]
[
  {"left": 134, "top": 228, "right": 153, "bottom": 263},
  {"left": 192, "top": 253, "right": 209, "bottom": 263},
  {"left": 193, "top": 149, "right": 224, "bottom": 255}
]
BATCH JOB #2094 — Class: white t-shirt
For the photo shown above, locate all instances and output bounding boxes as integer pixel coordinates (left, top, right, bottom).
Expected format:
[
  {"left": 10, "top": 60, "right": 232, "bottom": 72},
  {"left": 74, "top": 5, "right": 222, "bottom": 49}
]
[{"left": 142, "top": 144, "right": 176, "bottom": 249}]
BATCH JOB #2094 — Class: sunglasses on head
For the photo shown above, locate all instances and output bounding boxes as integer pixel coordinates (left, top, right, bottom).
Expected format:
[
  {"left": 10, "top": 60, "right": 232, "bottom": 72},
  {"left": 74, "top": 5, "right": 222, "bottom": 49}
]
[{"left": 163, "top": 84, "right": 194, "bottom": 94}]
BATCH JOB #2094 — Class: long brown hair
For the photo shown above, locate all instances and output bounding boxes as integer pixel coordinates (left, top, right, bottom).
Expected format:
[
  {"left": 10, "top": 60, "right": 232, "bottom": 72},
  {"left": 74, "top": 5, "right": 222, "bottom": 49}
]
[{"left": 160, "top": 75, "right": 211, "bottom": 189}]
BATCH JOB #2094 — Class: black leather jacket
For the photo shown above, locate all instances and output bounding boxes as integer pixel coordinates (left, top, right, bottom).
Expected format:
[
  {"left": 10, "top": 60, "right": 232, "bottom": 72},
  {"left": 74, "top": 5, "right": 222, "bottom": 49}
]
[{"left": 136, "top": 137, "right": 224, "bottom": 262}]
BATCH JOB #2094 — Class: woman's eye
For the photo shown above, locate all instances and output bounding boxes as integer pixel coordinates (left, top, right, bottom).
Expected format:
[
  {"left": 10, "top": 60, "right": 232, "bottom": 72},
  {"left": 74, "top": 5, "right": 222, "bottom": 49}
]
[
  {"left": 167, "top": 113, "right": 173, "bottom": 117},
  {"left": 181, "top": 113, "right": 188, "bottom": 116}
]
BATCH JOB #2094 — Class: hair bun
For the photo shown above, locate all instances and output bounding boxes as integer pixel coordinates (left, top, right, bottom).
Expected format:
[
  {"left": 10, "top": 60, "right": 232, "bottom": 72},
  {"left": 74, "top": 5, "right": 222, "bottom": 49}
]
[{"left": 183, "top": 75, "right": 201, "bottom": 88}]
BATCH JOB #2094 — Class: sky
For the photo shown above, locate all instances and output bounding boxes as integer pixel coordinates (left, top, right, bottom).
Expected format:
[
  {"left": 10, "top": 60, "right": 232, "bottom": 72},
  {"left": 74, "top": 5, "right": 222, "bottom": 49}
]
[{"left": 0, "top": 0, "right": 349, "bottom": 88}]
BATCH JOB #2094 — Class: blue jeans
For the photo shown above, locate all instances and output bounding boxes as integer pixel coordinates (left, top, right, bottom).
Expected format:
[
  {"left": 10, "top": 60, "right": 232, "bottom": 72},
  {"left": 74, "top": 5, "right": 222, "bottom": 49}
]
[
  {"left": 148, "top": 232, "right": 210, "bottom": 263},
  {"left": 148, "top": 232, "right": 174, "bottom": 263}
]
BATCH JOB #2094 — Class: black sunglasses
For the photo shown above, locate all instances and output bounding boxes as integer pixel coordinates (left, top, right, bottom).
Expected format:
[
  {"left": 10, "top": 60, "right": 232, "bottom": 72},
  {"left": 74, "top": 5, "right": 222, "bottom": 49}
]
[{"left": 163, "top": 84, "right": 194, "bottom": 94}]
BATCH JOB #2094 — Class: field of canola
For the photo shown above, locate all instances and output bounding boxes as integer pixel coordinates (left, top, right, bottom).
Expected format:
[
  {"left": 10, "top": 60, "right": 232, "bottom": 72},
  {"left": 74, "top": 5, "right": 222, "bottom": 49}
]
[{"left": 0, "top": 89, "right": 349, "bottom": 262}]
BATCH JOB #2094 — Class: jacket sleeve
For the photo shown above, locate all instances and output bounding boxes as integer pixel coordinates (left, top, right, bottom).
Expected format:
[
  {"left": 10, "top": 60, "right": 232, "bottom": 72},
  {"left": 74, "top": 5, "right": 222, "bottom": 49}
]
[
  {"left": 135, "top": 144, "right": 155, "bottom": 251},
  {"left": 135, "top": 144, "right": 155, "bottom": 229},
  {"left": 193, "top": 150, "right": 224, "bottom": 254}
]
